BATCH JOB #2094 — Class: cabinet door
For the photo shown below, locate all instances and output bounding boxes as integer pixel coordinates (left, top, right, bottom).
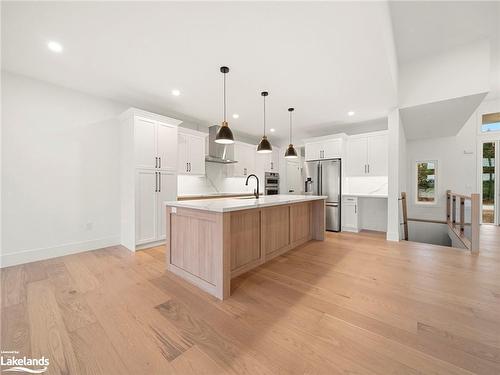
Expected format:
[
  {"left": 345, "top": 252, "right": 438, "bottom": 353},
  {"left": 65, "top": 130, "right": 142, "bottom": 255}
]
[
  {"left": 177, "top": 133, "right": 189, "bottom": 174},
  {"left": 345, "top": 137, "right": 368, "bottom": 176},
  {"left": 305, "top": 142, "right": 322, "bottom": 161},
  {"left": 232, "top": 142, "right": 254, "bottom": 176},
  {"left": 156, "top": 123, "right": 178, "bottom": 171},
  {"left": 136, "top": 170, "right": 157, "bottom": 245},
  {"left": 157, "top": 171, "right": 177, "bottom": 241},
  {"left": 367, "top": 134, "right": 388, "bottom": 176},
  {"left": 342, "top": 202, "right": 358, "bottom": 231},
  {"left": 322, "top": 139, "right": 342, "bottom": 159},
  {"left": 134, "top": 117, "right": 157, "bottom": 169},
  {"left": 188, "top": 135, "right": 206, "bottom": 175},
  {"left": 245, "top": 144, "right": 256, "bottom": 175}
]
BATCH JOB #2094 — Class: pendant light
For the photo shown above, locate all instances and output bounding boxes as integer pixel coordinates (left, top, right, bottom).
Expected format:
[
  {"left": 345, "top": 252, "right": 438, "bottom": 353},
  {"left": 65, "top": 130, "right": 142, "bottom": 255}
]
[
  {"left": 215, "top": 66, "right": 234, "bottom": 144},
  {"left": 284, "top": 107, "right": 298, "bottom": 158},
  {"left": 257, "top": 91, "right": 272, "bottom": 153}
]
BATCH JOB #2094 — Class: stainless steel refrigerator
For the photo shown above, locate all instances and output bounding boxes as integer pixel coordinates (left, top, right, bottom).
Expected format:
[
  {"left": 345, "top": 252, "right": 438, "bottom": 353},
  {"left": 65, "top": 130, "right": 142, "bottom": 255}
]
[{"left": 303, "top": 159, "right": 341, "bottom": 231}]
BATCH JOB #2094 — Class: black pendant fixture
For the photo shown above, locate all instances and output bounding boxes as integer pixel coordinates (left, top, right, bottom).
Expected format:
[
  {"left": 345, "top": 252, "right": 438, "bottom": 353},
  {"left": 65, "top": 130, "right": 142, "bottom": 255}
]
[
  {"left": 284, "top": 107, "right": 298, "bottom": 158},
  {"left": 215, "top": 66, "right": 235, "bottom": 144},
  {"left": 257, "top": 91, "right": 272, "bottom": 153}
]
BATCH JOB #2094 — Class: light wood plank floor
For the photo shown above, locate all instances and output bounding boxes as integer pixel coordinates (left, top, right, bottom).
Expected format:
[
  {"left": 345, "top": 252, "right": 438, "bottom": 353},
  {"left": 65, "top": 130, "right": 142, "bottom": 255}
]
[{"left": 2, "top": 228, "right": 500, "bottom": 374}]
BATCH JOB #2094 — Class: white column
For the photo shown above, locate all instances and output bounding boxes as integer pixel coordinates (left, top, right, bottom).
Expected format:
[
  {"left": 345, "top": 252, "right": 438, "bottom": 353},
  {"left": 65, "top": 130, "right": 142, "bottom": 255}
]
[{"left": 387, "top": 109, "right": 401, "bottom": 241}]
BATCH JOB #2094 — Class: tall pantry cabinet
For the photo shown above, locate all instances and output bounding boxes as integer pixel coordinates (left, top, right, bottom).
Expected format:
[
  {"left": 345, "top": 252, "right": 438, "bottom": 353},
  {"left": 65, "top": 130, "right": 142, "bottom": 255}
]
[{"left": 120, "top": 108, "right": 182, "bottom": 251}]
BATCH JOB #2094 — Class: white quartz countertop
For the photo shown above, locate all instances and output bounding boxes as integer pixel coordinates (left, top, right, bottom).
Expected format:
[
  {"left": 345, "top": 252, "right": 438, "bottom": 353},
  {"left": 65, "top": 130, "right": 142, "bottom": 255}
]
[
  {"left": 342, "top": 193, "right": 388, "bottom": 199},
  {"left": 164, "top": 195, "right": 328, "bottom": 213}
]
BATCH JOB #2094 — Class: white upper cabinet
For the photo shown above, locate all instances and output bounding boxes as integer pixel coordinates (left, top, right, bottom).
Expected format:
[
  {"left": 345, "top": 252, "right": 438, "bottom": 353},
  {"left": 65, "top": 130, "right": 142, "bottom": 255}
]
[
  {"left": 230, "top": 142, "right": 256, "bottom": 177},
  {"left": 177, "top": 129, "right": 206, "bottom": 175},
  {"left": 256, "top": 147, "right": 281, "bottom": 173},
  {"left": 345, "top": 132, "right": 388, "bottom": 176},
  {"left": 345, "top": 137, "right": 368, "bottom": 176},
  {"left": 134, "top": 116, "right": 178, "bottom": 171},
  {"left": 305, "top": 138, "right": 342, "bottom": 161},
  {"left": 366, "top": 134, "right": 388, "bottom": 176},
  {"left": 156, "top": 122, "right": 178, "bottom": 171},
  {"left": 134, "top": 117, "right": 157, "bottom": 169}
]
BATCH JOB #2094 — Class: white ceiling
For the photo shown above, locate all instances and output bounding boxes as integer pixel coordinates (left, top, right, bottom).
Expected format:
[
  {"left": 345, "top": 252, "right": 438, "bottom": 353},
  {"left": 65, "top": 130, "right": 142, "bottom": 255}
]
[
  {"left": 1, "top": 1, "right": 397, "bottom": 143},
  {"left": 2, "top": 2, "right": 497, "bottom": 144},
  {"left": 400, "top": 92, "right": 487, "bottom": 140},
  {"left": 390, "top": 1, "right": 500, "bottom": 96}
]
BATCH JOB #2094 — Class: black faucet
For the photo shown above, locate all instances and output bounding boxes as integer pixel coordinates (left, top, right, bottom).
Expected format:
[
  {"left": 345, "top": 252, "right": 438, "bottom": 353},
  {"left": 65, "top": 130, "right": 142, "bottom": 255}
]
[{"left": 245, "top": 174, "right": 260, "bottom": 199}]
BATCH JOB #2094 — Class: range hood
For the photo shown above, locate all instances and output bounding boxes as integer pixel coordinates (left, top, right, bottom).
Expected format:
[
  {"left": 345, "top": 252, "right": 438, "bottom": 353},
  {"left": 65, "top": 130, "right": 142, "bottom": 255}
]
[{"left": 205, "top": 125, "right": 238, "bottom": 164}]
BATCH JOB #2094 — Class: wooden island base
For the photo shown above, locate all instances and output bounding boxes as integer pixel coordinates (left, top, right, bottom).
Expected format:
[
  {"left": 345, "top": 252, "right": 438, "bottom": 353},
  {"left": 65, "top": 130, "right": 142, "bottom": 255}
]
[{"left": 165, "top": 200, "right": 325, "bottom": 299}]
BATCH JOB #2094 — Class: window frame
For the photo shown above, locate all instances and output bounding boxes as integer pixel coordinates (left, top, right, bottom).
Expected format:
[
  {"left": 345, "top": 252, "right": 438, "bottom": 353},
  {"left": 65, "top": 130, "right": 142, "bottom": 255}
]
[{"left": 415, "top": 159, "right": 438, "bottom": 206}]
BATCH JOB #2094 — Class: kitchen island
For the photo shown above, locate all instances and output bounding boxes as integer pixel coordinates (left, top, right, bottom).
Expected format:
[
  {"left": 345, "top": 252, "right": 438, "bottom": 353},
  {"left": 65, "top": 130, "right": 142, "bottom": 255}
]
[{"left": 164, "top": 195, "right": 327, "bottom": 299}]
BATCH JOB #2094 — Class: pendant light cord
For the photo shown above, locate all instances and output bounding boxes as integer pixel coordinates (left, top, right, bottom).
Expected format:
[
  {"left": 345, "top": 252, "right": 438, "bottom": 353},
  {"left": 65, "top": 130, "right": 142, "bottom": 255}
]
[
  {"left": 263, "top": 95, "right": 266, "bottom": 135},
  {"left": 223, "top": 72, "right": 226, "bottom": 123},
  {"left": 289, "top": 110, "right": 292, "bottom": 144}
]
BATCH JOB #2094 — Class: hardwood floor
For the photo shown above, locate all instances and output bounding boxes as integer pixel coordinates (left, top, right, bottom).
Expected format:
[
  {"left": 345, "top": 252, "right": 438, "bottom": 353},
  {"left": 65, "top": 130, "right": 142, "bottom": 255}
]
[{"left": 2, "top": 228, "right": 500, "bottom": 374}]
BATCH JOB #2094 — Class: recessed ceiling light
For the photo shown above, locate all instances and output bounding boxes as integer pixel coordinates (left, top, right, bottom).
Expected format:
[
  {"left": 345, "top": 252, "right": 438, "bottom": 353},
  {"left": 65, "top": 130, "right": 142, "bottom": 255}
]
[
  {"left": 348, "top": 111, "right": 355, "bottom": 116},
  {"left": 47, "top": 41, "right": 63, "bottom": 53},
  {"left": 270, "top": 128, "right": 275, "bottom": 132},
  {"left": 171, "top": 89, "right": 181, "bottom": 96},
  {"left": 232, "top": 114, "right": 239, "bottom": 119}
]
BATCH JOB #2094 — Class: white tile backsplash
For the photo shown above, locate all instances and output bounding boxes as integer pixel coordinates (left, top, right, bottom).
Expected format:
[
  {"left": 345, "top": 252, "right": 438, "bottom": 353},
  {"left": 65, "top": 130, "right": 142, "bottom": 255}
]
[
  {"left": 178, "top": 163, "right": 256, "bottom": 196},
  {"left": 343, "top": 176, "right": 388, "bottom": 195}
]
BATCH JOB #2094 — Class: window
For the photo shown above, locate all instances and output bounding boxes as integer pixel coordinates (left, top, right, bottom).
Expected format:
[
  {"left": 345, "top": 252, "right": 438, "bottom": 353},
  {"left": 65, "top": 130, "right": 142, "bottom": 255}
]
[
  {"left": 481, "top": 112, "right": 500, "bottom": 133},
  {"left": 416, "top": 161, "right": 437, "bottom": 204}
]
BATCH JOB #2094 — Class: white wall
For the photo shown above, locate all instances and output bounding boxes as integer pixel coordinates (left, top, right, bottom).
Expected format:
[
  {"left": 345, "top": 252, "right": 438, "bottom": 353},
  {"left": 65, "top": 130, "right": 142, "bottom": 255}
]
[
  {"left": 1, "top": 72, "right": 128, "bottom": 266},
  {"left": 399, "top": 40, "right": 491, "bottom": 108},
  {"left": 387, "top": 108, "right": 403, "bottom": 241}
]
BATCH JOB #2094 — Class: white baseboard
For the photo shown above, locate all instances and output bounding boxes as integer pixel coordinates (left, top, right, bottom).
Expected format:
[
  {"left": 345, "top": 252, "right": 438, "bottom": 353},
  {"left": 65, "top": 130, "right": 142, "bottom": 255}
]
[{"left": 0, "top": 236, "right": 120, "bottom": 268}]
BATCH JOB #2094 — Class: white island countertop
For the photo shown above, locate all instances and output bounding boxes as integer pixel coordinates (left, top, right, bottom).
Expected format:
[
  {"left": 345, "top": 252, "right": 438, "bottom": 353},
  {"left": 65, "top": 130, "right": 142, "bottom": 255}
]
[{"left": 164, "top": 194, "right": 328, "bottom": 213}]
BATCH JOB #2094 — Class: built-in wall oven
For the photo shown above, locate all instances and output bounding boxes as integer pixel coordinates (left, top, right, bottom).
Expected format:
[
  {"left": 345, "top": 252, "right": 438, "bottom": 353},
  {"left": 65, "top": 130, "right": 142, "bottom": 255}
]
[{"left": 265, "top": 172, "right": 279, "bottom": 195}]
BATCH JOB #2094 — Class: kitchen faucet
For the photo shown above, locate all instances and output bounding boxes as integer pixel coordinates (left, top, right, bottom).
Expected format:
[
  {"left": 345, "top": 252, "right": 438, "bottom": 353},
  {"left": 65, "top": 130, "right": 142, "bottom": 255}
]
[{"left": 245, "top": 174, "right": 260, "bottom": 199}]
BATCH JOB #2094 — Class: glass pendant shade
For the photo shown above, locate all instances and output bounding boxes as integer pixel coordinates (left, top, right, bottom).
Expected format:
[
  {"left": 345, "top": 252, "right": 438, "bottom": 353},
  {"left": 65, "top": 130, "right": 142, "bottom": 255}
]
[
  {"left": 257, "top": 135, "right": 272, "bottom": 153},
  {"left": 215, "top": 66, "right": 234, "bottom": 144},
  {"left": 284, "top": 107, "right": 298, "bottom": 158},
  {"left": 284, "top": 144, "right": 298, "bottom": 158},
  {"left": 257, "top": 91, "right": 272, "bottom": 153}
]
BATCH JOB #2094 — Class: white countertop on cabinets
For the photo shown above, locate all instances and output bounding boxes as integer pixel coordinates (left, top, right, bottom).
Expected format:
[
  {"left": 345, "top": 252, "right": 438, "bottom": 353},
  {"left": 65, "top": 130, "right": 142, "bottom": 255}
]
[
  {"left": 342, "top": 193, "right": 388, "bottom": 199},
  {"left": 165, "top": 194, "right": 327, "bottom": 213}
]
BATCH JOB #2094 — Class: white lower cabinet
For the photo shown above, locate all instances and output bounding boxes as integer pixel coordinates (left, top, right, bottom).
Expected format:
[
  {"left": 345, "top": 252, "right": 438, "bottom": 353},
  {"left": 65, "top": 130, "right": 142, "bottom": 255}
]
[
  {"left": 341, "top": 196, "right": 359, "bottom": 232},
  {"left": 136, "top": 169, "right": 176, "bottom": 246},
  {"left": 136, "top": 170, "right": 158, "bottom": 245}
]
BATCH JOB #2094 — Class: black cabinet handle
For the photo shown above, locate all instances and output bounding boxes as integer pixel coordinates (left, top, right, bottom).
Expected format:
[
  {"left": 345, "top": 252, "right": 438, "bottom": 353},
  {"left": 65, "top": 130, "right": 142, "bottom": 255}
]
[
  {"left": 155, "top": 172, "right": 158, "bottom": 192},
  {"left": 159, "top": 157, "right": 161, "bottom": 169},
  {"left": 155, "top": 157, "right": 158, "bottom": 168},
  {"left": 158, "top": 172, "right": 161, "bottom": 192}
]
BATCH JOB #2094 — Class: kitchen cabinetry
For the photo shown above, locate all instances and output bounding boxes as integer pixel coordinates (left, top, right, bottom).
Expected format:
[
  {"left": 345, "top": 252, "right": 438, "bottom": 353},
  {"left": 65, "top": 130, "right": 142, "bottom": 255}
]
[
  {"left": 178, "top": 129, "right": 206, "bottom": 175},
  {"left": 229, "top": 142, "right": 256, "bottom": 177},
  {"left": 120, "top": 108, "right": 182, "bottom": 251},
  {"left": 134, "top": 116, "right": 177, "bottom": 171},
  {"left": 305, "top": 138, "right": 342, "bottom": 161},
  {"left": 345, "top": 132, "right": 388, "bottom": 176},
  {"left": 341, "top": 196, "right": 359, "bottom": 232},
  {"left": 257, "top": 147, "right": 281, "bottom": 173}
]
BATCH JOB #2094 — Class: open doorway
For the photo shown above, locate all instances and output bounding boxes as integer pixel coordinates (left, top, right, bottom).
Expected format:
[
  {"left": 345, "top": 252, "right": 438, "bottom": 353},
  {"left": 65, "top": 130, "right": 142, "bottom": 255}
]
[{"left": 480, "top": 112, "right": 500, "bottom": 225}]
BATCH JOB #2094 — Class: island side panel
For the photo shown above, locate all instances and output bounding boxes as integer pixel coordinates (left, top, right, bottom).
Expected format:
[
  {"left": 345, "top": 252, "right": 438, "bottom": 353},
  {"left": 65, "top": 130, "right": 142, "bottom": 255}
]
[
  {"left": 311, "top": 199, "right": 326, "bottom": 240},
  {"left": 165, "top": 206, "right": 226, "bottom": 299},
  {"left": 290, "top": 201, "right": 313, "bottom": 244}
]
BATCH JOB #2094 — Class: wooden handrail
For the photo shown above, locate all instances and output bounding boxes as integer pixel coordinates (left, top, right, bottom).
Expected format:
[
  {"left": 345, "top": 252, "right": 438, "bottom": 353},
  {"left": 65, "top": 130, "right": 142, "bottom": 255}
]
[{"left": 446, "top": 190, "right": 480, "bottom": 253}]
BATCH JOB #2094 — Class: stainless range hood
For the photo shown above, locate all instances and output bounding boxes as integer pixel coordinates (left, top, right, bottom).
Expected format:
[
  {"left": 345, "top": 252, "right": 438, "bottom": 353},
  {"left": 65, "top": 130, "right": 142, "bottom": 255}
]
[{"left": 205, "top": 125, "right": 238, "bottom": 164}]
